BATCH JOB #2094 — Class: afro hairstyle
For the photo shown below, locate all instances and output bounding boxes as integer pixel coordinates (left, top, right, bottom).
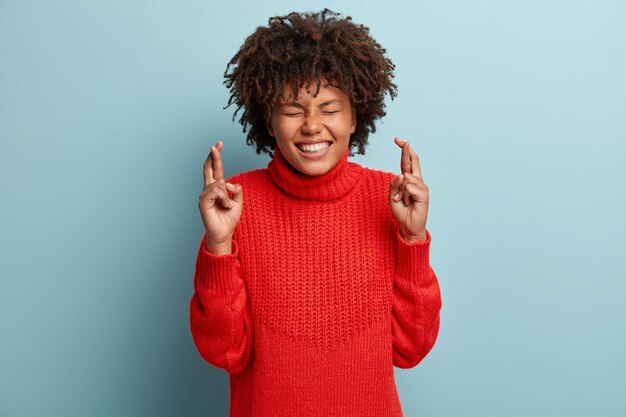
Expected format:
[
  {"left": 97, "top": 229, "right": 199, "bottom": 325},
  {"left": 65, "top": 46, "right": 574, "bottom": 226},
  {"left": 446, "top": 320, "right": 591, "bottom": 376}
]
[{"left": 223, "top": 8, "right": 398, "bottom": 157}]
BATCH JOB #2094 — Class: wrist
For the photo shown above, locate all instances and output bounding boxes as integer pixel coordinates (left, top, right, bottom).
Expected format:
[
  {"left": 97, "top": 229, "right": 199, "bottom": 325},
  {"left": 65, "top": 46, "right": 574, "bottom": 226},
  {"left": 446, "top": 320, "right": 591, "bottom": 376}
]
[
  {"left": 205, "top": 241, "right": 232, "bottom": 256},
  {"left": 399, "top": 228, "right": 427, "bottom": 243},
  {"left": 204, "top": 234, "right": 233, "bottom": 255}
]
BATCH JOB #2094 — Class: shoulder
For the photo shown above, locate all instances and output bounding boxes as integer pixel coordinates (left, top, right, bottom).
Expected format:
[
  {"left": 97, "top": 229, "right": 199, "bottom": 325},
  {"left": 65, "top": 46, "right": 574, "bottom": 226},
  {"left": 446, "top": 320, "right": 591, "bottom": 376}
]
[
  {"left": 350, "top": 163, "right": 399, "bottom": 232},
  {"left": 353, "top": 163, "right": 397, "bottom": 187},
  {"left": 225, "top": 167, "right": 269, "bottom": 186},
  {"left": 349, "top": 162, "right": 397, "bottom": 206}
]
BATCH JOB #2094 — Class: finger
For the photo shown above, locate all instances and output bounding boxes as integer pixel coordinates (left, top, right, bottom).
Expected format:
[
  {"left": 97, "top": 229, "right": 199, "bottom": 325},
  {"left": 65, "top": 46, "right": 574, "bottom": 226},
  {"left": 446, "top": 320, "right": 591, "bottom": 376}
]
[
  {"left": 203, "top": 141, "right": 226, "bottom": 189},
  {"left": 203, "top": 151, "right": 214, "bottom": 189},
  {"left": 401, "top": 141, "right": 411, "bottom": 174},
  {"left": 198, "top": 188, "right": 208, "bottom": 201},
  {"left": 404, "top": 182, "right": 423, "bottom": 205},
  {"left": 406, "top": 145, "right": 423, "bottom": 180},
  {"left": 393, "top": 189, "right": 403, "bottom": 201},
  {"left": 211, "top": 145, "right": 225, "bottom": 182},
  {"left": 225, "top": 182, "right": 243, "bottom": 205},
  {"left": 403, "top": 183, "right": 410, "bottom": 206},
  {"left": 200, "top": 184, "right": 227, "bottom": 207},
  {"left": 198, "top": 187, "right": 217, "bottom": 210},
  {"left": 389, "top": 174, "right": 404, "bottom": 198},
  {"left": 403, "top": 172, "right": 425, "bottom": 186},
  {"left": 212, "top": 184, "right": 233, "bottom": 208},
  {"left": 394, "top": 137, "right": 412, "bottom": 174}
]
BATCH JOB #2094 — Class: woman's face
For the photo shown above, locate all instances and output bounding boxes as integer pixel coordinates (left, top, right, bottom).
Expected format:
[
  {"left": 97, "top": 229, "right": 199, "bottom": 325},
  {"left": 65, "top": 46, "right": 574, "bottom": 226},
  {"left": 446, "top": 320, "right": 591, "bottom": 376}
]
[{"left": 266, "top": 77, "right": 356, "bottom": 176}]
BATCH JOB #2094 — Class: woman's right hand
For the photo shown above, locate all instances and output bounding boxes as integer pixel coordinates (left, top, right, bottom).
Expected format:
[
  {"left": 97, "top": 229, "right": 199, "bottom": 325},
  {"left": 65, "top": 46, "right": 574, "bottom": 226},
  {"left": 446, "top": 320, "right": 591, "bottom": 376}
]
[{"left": 198, "top": 140, "right": 243, "bottom": 253}]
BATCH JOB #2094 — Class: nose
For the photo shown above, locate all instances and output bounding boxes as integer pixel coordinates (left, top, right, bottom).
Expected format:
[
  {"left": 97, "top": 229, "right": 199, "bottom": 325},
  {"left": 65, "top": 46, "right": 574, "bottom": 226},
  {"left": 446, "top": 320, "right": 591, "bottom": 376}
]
[{"left": 300, "top": 113, "right": 323, "bottom": 135}]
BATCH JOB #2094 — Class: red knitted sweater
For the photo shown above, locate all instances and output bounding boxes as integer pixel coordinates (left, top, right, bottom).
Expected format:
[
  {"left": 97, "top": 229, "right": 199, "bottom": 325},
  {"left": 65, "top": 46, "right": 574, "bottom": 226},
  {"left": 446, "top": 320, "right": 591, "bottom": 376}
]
[{"left": 190, "top": 146, "right": 442, "bottom": 417}]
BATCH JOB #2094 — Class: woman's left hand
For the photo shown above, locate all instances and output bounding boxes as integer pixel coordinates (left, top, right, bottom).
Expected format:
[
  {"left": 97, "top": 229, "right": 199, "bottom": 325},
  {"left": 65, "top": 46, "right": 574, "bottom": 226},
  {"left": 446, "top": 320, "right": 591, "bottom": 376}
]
[{"left": 389, "top": 137, "right": 429, "bottom": 243}]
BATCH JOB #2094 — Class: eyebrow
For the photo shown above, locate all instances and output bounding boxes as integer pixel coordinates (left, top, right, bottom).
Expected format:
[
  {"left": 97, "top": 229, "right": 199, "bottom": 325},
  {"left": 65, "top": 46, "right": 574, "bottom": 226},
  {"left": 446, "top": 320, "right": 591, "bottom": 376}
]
[{"left": 282, "top": 99, "right": 341, "bottom": 109}]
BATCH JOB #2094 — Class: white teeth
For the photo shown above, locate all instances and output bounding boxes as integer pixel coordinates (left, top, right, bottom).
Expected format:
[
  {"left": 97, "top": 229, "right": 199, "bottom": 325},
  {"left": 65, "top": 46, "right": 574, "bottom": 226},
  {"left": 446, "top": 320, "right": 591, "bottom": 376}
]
[{"left": 298, "top": 142, "right": 330, "bottom": 153}]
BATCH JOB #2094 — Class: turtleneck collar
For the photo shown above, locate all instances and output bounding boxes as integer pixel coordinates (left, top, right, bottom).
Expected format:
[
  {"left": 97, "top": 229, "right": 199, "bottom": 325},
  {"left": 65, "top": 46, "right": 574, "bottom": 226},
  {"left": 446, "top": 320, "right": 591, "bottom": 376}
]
[{"left": 267, "top": 146, "right": 362, "bottom": 201}]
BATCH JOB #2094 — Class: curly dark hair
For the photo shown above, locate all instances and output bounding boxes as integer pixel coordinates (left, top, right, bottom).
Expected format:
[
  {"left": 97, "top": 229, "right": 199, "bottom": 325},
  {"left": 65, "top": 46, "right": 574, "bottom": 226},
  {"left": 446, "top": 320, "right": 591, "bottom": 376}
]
[{"left": 223, "top": 8, "right": 398, "bottom": 157}]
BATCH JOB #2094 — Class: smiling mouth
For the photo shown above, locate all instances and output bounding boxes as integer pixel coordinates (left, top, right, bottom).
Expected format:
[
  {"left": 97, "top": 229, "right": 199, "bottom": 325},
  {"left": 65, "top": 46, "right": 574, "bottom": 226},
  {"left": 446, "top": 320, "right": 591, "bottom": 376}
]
[{"left": 296, "top": 141, "right": 331, "bottom": 153}]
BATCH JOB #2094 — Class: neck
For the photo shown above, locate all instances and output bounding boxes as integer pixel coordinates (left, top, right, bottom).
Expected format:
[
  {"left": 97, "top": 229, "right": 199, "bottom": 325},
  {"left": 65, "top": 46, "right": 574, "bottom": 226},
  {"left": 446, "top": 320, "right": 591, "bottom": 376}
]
[{"left": 267, "top": 146, "right": 362, "bottom": 201}]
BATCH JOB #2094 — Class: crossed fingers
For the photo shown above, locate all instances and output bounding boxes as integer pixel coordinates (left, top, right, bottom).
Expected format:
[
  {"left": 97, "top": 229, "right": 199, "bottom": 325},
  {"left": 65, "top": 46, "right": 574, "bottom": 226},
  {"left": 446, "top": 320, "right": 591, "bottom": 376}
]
[
  {"left": 394, "top": 137, "right": 426, "bottom": 204},
  {"left": 203, "top": 140, "right": 225, "bottom": 188},
  {"left": 395, "top": 137, "right": 423, "bottom": 179},
  {"left": 200, "top": 139, "right": 233, "bottom": 208}
]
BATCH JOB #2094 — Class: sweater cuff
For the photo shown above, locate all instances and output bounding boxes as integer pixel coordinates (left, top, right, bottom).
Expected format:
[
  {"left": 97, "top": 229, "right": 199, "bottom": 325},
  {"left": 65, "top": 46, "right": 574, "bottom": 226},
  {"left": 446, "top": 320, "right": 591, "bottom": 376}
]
[
  {"left": 194, "top": 232, "right": 241, "bottom": 293},
  {"left": 395, "top": 228, "right": 432, "bottom": 281}
]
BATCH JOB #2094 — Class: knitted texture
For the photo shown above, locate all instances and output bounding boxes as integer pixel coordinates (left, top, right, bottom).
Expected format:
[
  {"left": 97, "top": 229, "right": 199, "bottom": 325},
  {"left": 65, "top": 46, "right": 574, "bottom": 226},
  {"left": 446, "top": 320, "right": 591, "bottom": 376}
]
[{"left": 190, "top": 146, "right": 442, "bottom": 417}]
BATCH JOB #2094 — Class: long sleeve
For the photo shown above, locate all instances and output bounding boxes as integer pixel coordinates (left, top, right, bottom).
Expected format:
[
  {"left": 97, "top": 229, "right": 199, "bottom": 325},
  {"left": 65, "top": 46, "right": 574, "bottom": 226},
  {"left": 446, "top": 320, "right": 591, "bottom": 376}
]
[
  {"left": 392, "top": 228, "right": 442, "bottom": 368},
  {"left": 189, "top": 232, "right": 254, "bottom": 374}
]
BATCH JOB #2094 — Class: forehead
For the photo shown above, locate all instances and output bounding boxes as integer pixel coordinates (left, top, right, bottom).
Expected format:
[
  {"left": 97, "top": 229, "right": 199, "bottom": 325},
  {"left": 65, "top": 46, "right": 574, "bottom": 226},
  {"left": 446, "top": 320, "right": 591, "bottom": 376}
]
[{"left": 275, "top": 78, "right": 348, "bottom": 104}]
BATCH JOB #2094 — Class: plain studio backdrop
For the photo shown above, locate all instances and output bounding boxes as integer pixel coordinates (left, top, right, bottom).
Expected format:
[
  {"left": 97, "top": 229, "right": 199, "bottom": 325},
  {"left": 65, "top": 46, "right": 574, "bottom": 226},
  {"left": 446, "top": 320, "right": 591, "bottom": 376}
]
[{"left": 1, "top": 1, "right": 624, "bottom": 416}]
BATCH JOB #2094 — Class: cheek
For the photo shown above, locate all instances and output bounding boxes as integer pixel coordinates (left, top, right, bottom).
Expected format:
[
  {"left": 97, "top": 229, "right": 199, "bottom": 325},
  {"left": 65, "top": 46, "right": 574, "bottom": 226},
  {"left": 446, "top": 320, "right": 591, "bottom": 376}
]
[
  {"left": 274, "top": 120, "right": 299, "bottom": 139},
  {"left": 330, "top": 117, "right": 355, "bottom": 137}
]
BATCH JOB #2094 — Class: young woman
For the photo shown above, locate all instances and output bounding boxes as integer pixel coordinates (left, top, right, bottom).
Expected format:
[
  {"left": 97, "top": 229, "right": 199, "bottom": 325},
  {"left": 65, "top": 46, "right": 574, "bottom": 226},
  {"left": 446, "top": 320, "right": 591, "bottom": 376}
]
[{"left": 190, "top": 9, "right": 442, "bottom": 417}]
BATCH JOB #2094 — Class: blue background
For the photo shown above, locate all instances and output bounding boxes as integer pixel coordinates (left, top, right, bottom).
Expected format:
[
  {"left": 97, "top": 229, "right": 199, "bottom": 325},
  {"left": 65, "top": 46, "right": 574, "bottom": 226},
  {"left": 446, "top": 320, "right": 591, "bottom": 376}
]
[{"left": 1, "top": 1, "right": 625, "bottom": 416}]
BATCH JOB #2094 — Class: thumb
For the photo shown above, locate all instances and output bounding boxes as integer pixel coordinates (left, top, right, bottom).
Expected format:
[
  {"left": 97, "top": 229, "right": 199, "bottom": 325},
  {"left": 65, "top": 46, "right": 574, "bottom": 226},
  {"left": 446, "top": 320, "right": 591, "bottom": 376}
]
[
  {"left": 389, "top": 174, "right": 404, "bottom": 199},
  {"left": 226, "top": 182, "right": 243, "bottom": 205}
]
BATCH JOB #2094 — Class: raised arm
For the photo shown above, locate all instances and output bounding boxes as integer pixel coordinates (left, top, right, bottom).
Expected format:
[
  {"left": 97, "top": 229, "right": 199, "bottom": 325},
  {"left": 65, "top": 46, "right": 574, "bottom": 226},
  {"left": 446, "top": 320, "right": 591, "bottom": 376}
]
[
  {"left": 190, "top": 140, "right": 252, "bottom": 373},
  {"left": 388, "top": 137, "right": 442, "bottom": 368}
]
